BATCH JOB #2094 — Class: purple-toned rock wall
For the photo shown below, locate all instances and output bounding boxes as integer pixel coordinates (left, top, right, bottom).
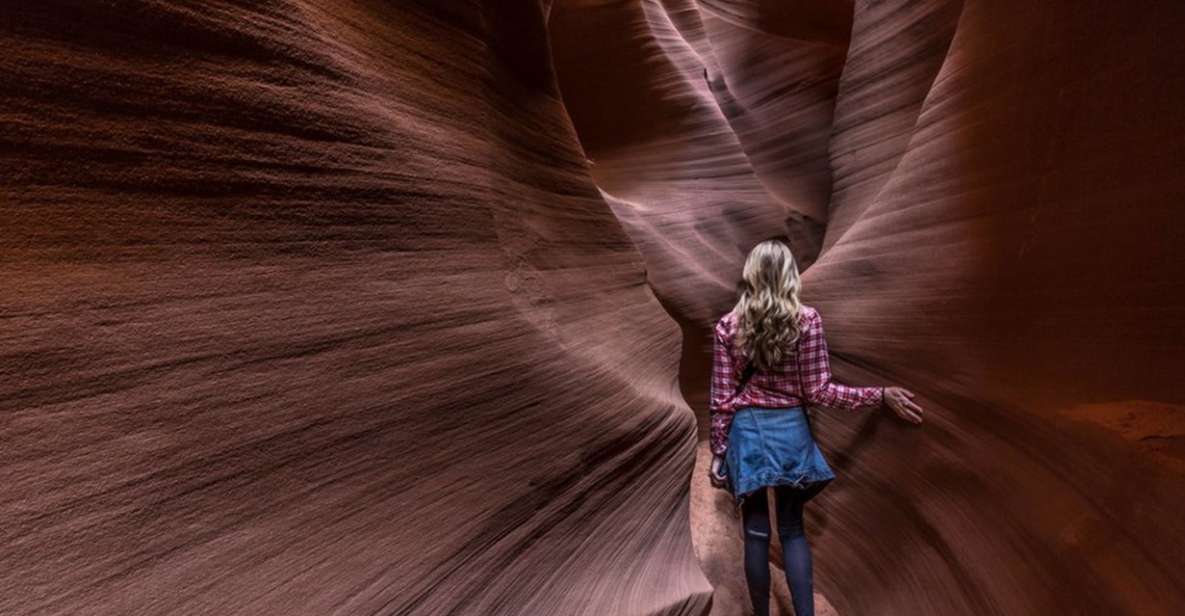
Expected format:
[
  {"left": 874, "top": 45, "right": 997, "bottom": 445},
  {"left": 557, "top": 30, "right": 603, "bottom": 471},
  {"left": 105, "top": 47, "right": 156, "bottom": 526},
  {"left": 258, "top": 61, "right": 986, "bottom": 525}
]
[{"left": 4, "top": 1, "right": 1185, "bottom": 614}]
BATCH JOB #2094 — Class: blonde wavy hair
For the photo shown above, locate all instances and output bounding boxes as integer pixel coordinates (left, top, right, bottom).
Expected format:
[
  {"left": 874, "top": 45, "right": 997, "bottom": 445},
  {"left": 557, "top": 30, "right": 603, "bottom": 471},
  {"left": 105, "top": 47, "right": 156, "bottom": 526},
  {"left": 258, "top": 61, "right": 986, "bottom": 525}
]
[{"left": 730, "top": 239, "right": 805, "bottom": 371}]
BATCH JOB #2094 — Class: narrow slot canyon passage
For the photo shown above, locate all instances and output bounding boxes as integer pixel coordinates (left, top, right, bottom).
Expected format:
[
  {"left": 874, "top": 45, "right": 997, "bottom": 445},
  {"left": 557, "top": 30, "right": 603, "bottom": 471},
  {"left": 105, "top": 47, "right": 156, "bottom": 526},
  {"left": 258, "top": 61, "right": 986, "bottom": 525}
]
[
  {"left": 548, "top": 1, "right": 1185, "bottom": 615},
  {"left": 2, "top": 2, "right": 1185, "bottom": 616}
]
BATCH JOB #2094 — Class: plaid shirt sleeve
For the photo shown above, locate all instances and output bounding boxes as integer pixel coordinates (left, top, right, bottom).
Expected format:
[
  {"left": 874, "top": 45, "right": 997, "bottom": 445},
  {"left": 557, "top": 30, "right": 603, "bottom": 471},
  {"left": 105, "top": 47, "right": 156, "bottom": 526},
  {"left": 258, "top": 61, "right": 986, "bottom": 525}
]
[
  {"left": 708, "top": 318, "right": 737, "bottom": 457},
  {"left": 798, "top": 309, "right": 885, "bottom": 410}
]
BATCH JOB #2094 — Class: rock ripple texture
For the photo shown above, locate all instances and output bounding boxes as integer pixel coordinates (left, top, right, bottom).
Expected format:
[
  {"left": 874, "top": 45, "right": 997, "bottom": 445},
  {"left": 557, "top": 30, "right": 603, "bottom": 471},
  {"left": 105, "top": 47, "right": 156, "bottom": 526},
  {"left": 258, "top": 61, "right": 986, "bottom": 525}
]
[
  {"left": 2, "top": 2, "right": 707, "bottom": 615},
  {"left": 554, "top": 1, "right": 1185, "bottom": 615},
  {"left": 5, "top": 1, "right": 1185, "bottom": 616}
]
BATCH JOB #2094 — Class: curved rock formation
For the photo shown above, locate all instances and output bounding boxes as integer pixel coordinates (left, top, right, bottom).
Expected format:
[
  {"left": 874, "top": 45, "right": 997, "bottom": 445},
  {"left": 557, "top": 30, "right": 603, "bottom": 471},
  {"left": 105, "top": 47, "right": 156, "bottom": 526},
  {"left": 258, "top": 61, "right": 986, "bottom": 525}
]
[
  {"left": 549, "top": 0, "right": 791, "bottom": 331},
  {"left": 803, "top": 1, "right": 1185, "bottom": 614},
  {"left": 1, "top": 2, "right": 707, "bottom": 615},
  {"left": 5, "top": 0, "right": 1185, "bottom": 615},
  {"left": 555, "top": 0, "right": 1185, "bottom": 615},
  {"left": 824, "top": 0, "right": 962, "bottom": 245}
]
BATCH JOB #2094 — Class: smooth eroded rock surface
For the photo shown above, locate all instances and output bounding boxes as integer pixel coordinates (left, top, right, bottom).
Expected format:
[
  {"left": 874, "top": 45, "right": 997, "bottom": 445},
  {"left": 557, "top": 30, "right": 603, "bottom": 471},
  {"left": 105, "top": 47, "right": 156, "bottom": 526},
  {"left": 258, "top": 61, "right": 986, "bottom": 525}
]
[
  {"left": 5, "top": 1, "right": 1185, "bottom": 615},
  {"left": 801, "top": 1, "right": 1185, "bottom": 614},
  {"left": 556, "top": 1, "right": 1185, "bottom": 615},
  {"left": 1, "top": 2, "right": 708, "bottom": 615}
]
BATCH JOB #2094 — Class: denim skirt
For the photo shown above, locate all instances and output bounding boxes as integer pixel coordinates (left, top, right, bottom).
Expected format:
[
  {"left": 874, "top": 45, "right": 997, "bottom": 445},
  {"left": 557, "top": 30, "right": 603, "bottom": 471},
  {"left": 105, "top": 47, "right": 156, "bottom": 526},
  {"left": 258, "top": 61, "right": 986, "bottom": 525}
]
[{"left": 724, "top": 405, "right": 835, "bottom": 509}]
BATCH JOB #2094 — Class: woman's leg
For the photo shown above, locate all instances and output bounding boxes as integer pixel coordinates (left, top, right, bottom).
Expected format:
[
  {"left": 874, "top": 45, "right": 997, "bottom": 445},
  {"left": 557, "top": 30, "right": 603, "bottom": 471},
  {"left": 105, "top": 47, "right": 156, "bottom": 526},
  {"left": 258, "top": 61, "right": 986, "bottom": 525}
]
[
  {"left": 741, "top": 487, "right": 772, "bottom": 616},
  {"left": 774, "top": 485, "right": 814, "bottom": 616}
]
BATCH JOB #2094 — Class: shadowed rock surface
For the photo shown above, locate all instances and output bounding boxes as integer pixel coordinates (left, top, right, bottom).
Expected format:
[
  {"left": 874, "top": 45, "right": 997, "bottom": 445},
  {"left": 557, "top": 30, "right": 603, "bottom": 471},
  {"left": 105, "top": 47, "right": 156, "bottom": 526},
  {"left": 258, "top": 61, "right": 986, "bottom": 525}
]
[
  {"left": 800, "top": 2, "right": 1185, "bottom": 614},
  {"left": 4, "top": 1, "right": 1185, "bottom": 615},
  {"left": 2, "top": 2, "right": 708, "bottom": 615},
  {"left": 554, "top": 1, "right": 1185, "bottom": 615}
]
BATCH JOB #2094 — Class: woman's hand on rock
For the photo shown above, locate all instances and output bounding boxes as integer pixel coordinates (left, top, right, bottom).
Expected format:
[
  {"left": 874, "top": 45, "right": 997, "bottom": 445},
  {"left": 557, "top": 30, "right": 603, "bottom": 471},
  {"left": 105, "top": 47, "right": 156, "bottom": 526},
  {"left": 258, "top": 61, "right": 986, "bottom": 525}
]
[{"left": 884, "top": 386, "right": 924, "bottom": 424}]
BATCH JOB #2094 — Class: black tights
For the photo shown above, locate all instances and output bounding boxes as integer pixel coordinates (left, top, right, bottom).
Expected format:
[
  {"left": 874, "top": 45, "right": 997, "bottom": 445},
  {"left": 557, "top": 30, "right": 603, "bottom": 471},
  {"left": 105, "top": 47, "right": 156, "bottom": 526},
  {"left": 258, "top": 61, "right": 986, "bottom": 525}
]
[{"left": 741, "top": 486, "right": 814, "bottom": 616}]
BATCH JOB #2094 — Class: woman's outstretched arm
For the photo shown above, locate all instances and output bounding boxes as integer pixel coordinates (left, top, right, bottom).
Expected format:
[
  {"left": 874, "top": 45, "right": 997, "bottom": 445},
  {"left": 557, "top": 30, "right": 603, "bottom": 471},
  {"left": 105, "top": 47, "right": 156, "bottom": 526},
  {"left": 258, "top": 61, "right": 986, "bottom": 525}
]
[
  {"left": 708, "top": 318, "right": 738, "bottom": 457},
  {"left": 797, "top": 309, "right": 885, "bottom": 409}
]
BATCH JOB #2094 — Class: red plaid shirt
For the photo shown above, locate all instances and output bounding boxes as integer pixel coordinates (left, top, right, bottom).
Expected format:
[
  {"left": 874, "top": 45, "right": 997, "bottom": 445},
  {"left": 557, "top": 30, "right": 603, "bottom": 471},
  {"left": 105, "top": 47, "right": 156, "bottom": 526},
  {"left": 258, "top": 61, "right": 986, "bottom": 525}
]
[{"left": 709, "top": 305, "right": 885, "bottom": 456}]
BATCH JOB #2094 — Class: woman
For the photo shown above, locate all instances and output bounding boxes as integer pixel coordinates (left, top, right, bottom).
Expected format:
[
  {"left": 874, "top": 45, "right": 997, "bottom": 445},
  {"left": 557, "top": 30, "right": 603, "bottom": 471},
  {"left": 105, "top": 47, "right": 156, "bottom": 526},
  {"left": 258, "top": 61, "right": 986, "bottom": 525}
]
[{"left": 707, "top": 239, "right": 924, "bottom": 616}]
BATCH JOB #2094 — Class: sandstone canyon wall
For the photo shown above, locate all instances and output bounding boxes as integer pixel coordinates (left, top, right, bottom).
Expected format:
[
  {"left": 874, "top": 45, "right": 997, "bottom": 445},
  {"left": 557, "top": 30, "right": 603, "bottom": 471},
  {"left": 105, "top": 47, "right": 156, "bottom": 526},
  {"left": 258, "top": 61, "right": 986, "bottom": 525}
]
[
  {"left": 805, "top": 2, "right": 1185, "bottom": 613},
  {"left": 3, "top": 1, "right": 1185, "bottom": 616},
  {"left": 1, "top": 2, "right": 707, "bottom": 615},
  {"left": 553, "top": 1, "right": 1185, "bottom": 615}
]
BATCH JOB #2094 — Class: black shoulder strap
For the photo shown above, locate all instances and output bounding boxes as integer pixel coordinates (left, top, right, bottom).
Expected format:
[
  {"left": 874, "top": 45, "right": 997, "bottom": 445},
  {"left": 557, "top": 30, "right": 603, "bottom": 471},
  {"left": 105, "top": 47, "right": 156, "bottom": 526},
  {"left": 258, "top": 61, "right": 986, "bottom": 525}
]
[
  {"left": 734, "top": 317, "right": 809, "bottom": 410},
  {"left": 734, "top": 358, "right": 758, "bottom": 397},
  {"left": 794, "top": 330, "right": 804, "bottom": 400},
  {"left": 793, "top": 323, "right": 816, "bottom": 428}
]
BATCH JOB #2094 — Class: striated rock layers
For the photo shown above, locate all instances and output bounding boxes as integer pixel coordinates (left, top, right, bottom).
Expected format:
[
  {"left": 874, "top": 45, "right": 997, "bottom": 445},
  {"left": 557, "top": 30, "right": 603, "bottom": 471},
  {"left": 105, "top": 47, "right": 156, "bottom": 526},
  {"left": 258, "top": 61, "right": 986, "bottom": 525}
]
[
  {"left": 5, "top": 1, "right": 1185, "bottom": 615},
  {"left": 1, "top": 2, "right": 708, "bottom": 615},
  {"left": 557, "top": 0, "right": 1185, "bottom": 615},
  {"left": 804, "top": 1, "right": 1185, "bottom": 614}
]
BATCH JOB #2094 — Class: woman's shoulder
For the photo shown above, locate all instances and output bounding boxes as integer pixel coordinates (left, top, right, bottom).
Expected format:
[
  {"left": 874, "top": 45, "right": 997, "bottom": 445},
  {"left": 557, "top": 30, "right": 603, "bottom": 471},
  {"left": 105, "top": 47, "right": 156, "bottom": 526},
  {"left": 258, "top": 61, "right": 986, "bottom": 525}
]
[
  {"left": 715, "top": 310, "right": 737, "bottom": 334},
  {"left": 792, "top": 306, "right": 821, "bottom": 335}
]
